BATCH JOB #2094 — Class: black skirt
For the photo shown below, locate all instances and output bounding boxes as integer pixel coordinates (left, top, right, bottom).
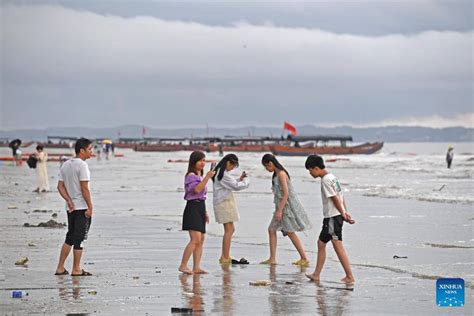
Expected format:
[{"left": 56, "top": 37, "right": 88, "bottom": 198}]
[{"left": 182, "top": 200, "right": 206, "bottom": 233}]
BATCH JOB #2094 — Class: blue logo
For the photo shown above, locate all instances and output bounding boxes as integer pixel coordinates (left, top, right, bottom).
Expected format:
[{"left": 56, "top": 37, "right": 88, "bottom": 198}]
[{"left": 436, "top": 278, "right": 464, "bottom": 307}]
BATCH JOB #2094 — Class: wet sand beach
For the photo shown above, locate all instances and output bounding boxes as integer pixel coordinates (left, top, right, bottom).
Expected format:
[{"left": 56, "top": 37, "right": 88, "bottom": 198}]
[
  {"left": 3, "top": 211, "right": 471, "bottom": 315},
  {"left": 1, "top": 145, "right": 473, "bottom": 315}
]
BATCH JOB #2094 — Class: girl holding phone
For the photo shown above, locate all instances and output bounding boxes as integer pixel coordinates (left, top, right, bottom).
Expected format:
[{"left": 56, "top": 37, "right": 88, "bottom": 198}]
[
  {"left": 179, "top": 151, "right": 216, "bottom": 274},
  {"left": 212, "top": 154, "right": 249, "bottom": 264}
]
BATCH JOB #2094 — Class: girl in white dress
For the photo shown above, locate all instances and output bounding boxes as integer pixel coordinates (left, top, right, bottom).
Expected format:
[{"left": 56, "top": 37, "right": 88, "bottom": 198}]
[{"left": 212, "top": 154, "right": 249, "bottom": 264}]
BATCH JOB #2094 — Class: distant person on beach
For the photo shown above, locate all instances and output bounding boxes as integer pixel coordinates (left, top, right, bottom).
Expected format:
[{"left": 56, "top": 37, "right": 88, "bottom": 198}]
[
  {"left": 34, "top": 144, "right": 50, "bottom": 192},
  {"left": 55, "top": 138, "right": 94, "bottom": 277},
  {"left": 103, "top": 143, "right": 111, "bottom": 160},
  {"left": 218, "top": 144, "right": 224, "bottom": 157},
  {"left": 446, "top": 146, "right": 454, "bottom": 168},
  {"left": 304, "top": 154, "right": 355, "bottom": 284},
  {"left": 9, "top": 139, "right": 22, "bottom": 166},
  {"left": 260, "top": 154, "right": 311, "bottom": 266},
  {"left": 11, "top": 144, "right": 18, "bottom": 159},
  {"left": 14, "top": 148, "right": 22, "bottom": 166},
  {"left": 94, "top": 143, "right": 101, "bottom": 161},
  {"left": 212, "top": 154, "right": 250, "bottom": 264},
  {"left": 179, "top": 151, "right": 216, "bottom": 275}
]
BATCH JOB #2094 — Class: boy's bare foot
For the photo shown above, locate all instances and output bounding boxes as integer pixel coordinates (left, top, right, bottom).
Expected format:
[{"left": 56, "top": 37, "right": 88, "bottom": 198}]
[
  {"left": 341, "top": 276, "right": 355, "bottom": 283},
  {"left": 178, "top": 265, "right": 193, "bottom": 275},
  {"left": 305, "top": 273, "right": 320, "bottom": 282},
  {"left": 193, "top": 269, "right": 208, "bottom": 274}
]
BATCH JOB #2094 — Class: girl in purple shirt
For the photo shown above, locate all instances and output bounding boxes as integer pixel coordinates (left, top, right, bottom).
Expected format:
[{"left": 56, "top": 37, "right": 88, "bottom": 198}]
[{"left": 179, "top": 151, "right": 215, "bottom": 275}]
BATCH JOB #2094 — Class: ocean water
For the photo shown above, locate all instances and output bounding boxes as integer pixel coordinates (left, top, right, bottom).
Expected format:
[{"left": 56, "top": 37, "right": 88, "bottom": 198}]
[{"left": 1, "top": 142, "right": 473, "bottom": 286}]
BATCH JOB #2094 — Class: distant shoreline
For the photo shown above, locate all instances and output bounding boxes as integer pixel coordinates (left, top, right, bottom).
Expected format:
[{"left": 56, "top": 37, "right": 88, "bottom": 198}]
[{"left": 1, "top": 124, "right": 473, "bottom": 142}]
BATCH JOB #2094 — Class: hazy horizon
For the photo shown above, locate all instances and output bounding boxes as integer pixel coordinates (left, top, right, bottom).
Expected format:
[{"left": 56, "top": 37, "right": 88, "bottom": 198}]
[{"left": 1, "top": 121, "right": 474, "bottom": 133}]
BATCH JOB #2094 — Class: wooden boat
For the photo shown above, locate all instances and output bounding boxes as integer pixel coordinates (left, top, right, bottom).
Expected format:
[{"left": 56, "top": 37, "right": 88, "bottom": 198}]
[
  {"left": 133, "top": 137, "right": 219, "bottom": 152},
  {"left": 44, "top": 143, "right": 72, "bottom": 149},
  {"left": 115, "top": 137, "right": 143, "bottom": 149},
  {"left": 134, "top": 144, "right": 187, "bottom": 152},
  {"left": 115, "top": 143, "right": 136, "bottom": 149},
  {"left": 45, "top": 136, "right": 77, "bottom": 149},
  {"left": 130, "top": 135, "right": 383, "bottom": 155},
  {"left": 222, "top": 144, "right": 272, "bottom": 152},
  {"left": 271, "top": 141, "right": 384, "bottom": 156},
  {"left": 219, "top": 137, "right": 274, "bottom": 152}
]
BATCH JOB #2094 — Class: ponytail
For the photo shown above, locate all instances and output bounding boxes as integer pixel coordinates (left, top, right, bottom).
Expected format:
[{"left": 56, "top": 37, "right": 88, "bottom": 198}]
[
  {"left": 261, "top": 153, "right": 290, "bottom": 179},
  {"left": 212, "top": 154, "right": 239, "bottom": 182}
]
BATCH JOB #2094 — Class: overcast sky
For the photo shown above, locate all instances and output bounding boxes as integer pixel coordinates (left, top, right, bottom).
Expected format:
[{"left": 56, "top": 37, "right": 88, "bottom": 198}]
[{"left": 1, "top": 1, "right": 473, "bottom": 130}]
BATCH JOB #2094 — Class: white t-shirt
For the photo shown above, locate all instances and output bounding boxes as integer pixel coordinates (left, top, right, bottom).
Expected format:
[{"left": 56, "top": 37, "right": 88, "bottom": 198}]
[
  {"left": 321, "top": 173, "right": 344, "bottom": 218},
  {"left": 58, "top": 158, "right": 90, "bottom": 210},
  {"left": 213, "top": 170, "right": 249, "bottom": 205}
]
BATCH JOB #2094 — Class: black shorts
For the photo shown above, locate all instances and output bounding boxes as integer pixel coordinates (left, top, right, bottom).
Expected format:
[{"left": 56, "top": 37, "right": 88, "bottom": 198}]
[
  {"left": 182, "top": 200, "right": 206, "bottom": 233},
  {"left": 319, "top": 215, "right": 343, "bottom": 243},
  {"left": 65, "top": 209, "right": 91, "bottom": 249}
]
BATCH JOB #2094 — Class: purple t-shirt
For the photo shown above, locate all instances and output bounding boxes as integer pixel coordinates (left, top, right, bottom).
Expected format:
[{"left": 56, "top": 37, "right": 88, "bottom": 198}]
[{"left": 184, "top": 174, "right": 207, "bottom": 201}]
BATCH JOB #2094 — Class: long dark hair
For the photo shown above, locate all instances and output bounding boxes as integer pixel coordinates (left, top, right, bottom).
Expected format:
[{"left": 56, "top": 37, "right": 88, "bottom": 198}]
[
  {"left": 187, "top": 151, "right": 206, "bottom": 176},
  {"left": 212, "top": 154, "right": 239, "bottom": 182},
  {"left": 261, "top": 153, "right": 290, "bottom": 179}
]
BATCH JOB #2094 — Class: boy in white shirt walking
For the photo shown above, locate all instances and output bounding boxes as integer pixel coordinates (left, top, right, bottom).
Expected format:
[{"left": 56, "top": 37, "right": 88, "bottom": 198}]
[{"left": 304, "top": 154, "right": 355, "bottom": 284}]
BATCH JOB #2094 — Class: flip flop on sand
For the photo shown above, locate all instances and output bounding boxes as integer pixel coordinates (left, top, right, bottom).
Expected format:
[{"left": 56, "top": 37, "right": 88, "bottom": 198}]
[
  {"left": 259, "top": 259, "right": 277, "bottom": 265},
  {"left": 71, "top": 269, "right": 92, "bottom": 277},
  {"left": 219, "top": 257, "right": 232, "bottom": 264},
  {"left": 292, "top": 259, "right": 310, "bottom": 267},
  {"left": 231, "top": 258, "right": 250, "bottom": 264},
  {"left": 54, "top": 269, "right": 69, "bottom": 276}
]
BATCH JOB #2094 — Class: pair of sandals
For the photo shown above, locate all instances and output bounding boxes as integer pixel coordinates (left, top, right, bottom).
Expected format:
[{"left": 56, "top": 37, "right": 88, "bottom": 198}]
[
  {"left": 54, "top": 269, "right": 92, "bottom": 276},
  {"left": 232, "top": 258, "right": 249, "bottom": 264},
  {"left": 219, "top": 257, "right": 250, "bottom": 265}
]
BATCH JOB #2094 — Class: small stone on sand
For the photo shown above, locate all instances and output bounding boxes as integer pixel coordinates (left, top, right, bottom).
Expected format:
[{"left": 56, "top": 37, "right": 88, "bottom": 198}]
[
  {"left": 15, "top": 257, "right": 29, "bottom": 266},
  {"left": 249, "top": 280, "right": 271, "bottom": 286}
]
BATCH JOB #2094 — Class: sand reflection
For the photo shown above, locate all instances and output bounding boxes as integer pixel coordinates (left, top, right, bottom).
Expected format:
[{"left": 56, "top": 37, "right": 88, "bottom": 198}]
[{"left": 179, "top": 273, "right": 204, "bottom": 314}]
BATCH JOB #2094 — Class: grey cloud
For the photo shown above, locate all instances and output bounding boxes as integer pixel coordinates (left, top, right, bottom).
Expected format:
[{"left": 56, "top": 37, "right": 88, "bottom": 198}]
[
  {"left": 1, "top": 4, "right": 473, "bottom": 129},
  {"left": 4, "top": 0, "right": 473, "bottom": 35}
]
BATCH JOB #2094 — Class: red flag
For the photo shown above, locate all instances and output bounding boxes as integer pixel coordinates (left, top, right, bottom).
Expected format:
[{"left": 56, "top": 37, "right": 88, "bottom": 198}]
[{"left": 283, "top": 121, "right": 298, "bottom": 135}]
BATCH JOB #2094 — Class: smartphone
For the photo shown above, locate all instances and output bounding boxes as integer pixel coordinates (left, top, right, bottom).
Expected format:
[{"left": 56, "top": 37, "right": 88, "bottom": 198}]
[{"left": 210, "top": 162, "right": 216, "bottom": 171}]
